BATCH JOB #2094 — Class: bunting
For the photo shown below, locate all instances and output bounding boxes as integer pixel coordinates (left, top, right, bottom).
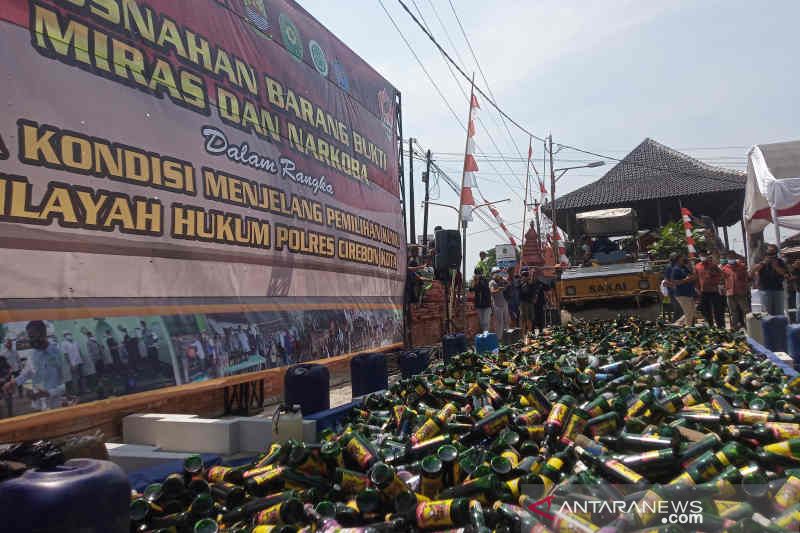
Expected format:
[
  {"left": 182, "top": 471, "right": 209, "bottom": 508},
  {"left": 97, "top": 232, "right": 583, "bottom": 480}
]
[{"left": 489, "top": 205, "right": 517, "bottom": 246}]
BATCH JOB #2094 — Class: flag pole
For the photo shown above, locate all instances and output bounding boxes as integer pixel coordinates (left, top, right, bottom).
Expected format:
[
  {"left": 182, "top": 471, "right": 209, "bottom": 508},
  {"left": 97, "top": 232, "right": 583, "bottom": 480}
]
[
  {"left": 519, "top": 136, "right": 533, "bottom": 269},
  {"left": 451, "top": 72, "right": 476, "bottom": 334}
]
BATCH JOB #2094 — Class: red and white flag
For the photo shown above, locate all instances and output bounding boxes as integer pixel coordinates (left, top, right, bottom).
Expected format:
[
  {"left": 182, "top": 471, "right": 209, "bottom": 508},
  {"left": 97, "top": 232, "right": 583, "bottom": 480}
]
[
  {"left": 459, "top": 90, "right": 516, "bottom": 246},
  {"left": 680, "top": 207, "right": 697, "bottom": 258},
  {"left": 460, "top": 94, "right": 479, "bottom": 223}
]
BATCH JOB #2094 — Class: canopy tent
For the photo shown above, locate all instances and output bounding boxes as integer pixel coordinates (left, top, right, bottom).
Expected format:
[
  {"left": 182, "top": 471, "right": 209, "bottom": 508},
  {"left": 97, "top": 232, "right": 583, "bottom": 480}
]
[
  {"left": 552, "top": 138, "right": 746, "bottom": 235},
  {"left": 575, "top": 208, "right": 638, "bottom": 237},
  {"left": 744, "top": 140, "right": 800, "bottom": 235}
]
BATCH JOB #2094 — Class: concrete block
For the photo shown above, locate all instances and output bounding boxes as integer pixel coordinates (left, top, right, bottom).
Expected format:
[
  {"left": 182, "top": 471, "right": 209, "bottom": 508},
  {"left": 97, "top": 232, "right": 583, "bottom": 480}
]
[
  {"left": 233, "top": 417, "right": 272, "bottom": 453},
  {"left": 154, "top": 417, "right": 240, "bottom": 455},
  {"left": 106, "top": 442, "right": 198, "bottom": 473},
  {"left": 122, "top": 413, "right": 198, "bottom": 445},
  {"left": 775, "top": 351, "right": 794, "bottom": 365}
]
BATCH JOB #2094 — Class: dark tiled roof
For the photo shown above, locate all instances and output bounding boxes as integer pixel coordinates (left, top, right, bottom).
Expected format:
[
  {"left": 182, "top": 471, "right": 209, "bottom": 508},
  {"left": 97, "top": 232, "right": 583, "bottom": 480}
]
[{"left": 555, "top": 138, "right": 746, "bottom": 210}]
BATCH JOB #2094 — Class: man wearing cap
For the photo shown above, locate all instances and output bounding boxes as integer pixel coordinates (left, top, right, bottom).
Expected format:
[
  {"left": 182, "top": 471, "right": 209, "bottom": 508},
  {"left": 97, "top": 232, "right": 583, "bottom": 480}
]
[
  {"left": 694, "top": 253, "right": 725, "bottom": 328},
  {"left": 751, "top": 244, "right": 787, "bottom": 316},
  {"left": 476, "top": 251, "right": 490, "bottom": 277}
]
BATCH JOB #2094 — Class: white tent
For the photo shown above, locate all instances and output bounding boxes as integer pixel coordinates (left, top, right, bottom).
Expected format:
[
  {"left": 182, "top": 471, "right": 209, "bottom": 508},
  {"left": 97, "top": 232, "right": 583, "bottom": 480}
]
[{"left": 744, "top": 140, "right": 800, "bottom": 237}]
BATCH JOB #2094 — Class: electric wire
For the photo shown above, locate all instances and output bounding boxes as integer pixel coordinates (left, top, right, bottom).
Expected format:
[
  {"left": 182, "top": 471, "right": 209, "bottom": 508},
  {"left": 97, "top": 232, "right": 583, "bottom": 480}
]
[
  {"left": 392, "top": 0, "right": 749, "bottom": 190},
  {"left": 407, "top": 0, "right": 528, "bottom": 200},
  {"left": 446, "top": 0, "right": 541, "bottom": 180}
]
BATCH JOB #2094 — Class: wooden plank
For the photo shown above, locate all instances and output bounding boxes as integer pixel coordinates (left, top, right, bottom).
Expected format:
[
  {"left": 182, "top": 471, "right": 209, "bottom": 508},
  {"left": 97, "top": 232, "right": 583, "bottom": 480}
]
[{"left": 0, "top": 343, "right": 402, "bottom": 442}]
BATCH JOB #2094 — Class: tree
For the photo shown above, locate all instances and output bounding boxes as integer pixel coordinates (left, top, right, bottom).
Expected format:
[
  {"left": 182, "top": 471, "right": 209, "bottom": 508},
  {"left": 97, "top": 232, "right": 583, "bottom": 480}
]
[
  {"left": 483, "top": 248, "right": 497, "bottom": 270},
  {"left": 648, "top": 220, "right": 708, "bottom": 259}
]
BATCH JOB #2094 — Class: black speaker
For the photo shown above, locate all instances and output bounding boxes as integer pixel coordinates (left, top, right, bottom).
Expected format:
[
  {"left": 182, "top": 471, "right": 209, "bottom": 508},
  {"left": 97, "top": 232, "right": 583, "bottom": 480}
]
[{"left": 434, "top": 229, "right": 461, "bottom": 280}]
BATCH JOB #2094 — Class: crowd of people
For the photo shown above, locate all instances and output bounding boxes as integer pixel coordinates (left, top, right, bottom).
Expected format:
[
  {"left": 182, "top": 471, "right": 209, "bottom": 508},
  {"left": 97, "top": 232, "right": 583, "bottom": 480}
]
[
  {"left": 664, "top": 243, "right": 800, "bottom": 329},
  {"left": 471, "top": 251, "right": 553, "bottom": 340},
  {"left": 174, "top": 310, "right": 402, "bottom": 384},
  {"left": 404, "top": 241, "right": 554, "bottom": 340}
]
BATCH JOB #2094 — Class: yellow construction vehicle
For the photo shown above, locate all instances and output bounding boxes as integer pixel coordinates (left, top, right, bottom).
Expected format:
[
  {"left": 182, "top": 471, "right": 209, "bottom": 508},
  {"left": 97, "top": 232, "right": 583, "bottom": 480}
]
[{"left": 556, "top": 208, "right": 662, "bottom": 320}]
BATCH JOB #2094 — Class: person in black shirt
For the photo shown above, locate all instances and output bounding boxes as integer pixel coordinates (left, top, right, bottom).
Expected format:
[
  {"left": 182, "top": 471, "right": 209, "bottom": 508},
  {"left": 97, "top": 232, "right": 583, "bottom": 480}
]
[
  {"left": 519, "top": 269, "right": 535, "bottom": 338},
  {"left": 105, "top": 330, "right": 122, "bottom": 369},
  {"left": 530, "top": 269, "right": 550, "bottom": 335},
  {"left": 121, "top": 327, "right": 141, "bottom": 372},
  {"left": 470, "top": 268, "right": 492, "bottom": 333},
  {"left": 520, "top": 268, "right": 549, "bottom": 337},
  {"left": 751, "top": 244, "right": 788, "bottom": 315},
  {"left": 0, "top": 355, "right": 13, "bottom": 418}
]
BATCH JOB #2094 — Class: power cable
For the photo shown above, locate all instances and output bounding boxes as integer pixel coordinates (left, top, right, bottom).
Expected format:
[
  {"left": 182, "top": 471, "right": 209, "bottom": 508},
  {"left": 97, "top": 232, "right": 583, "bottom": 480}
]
[
  {"left": 392, "top": 0, "right": 748, "bottom": 191},
  {"left": 406, "top": 0, "right": 527, "bottom": 200},
  {"left": 469, "top": 219, "right": 525, "bottom": 236},
  {"left": 389, "top": 6, "right": 526, "bottom": 206},
  {"left": 429, "top": 158, "right": 509, "bottom": 242},
  {"left": 410, "top": 138, "right": 506, "bottom": 241},
  {"left": 394, "top": 0, "right": 546, "bottom": 143},
  {"left": 377, "top": 0, "right": 466, "bottom": 128},
  {"left": 446, "top": 0, "right": 541, "bottom": 179}
]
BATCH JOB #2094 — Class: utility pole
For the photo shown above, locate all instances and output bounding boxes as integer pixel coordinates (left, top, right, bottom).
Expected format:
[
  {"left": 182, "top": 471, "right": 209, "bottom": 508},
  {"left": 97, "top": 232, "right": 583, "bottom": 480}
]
[
  {"left": 408, "top": 138, "right": 416, "bottom": 245},
  {"left": 548, "top": 134, "right": 557, "bottom": 266},
  {"left": 422, "top": 149, "right": 432, "bottom": 249},
  {"left": 534, "top": 199, "right": 541, "bottom": 249}
]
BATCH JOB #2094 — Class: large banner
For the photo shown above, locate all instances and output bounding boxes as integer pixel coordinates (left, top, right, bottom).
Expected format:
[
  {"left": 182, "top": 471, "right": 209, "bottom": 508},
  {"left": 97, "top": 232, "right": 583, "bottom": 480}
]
[{"left": 0, "top": 0, "right": 404, "bottom": 419}]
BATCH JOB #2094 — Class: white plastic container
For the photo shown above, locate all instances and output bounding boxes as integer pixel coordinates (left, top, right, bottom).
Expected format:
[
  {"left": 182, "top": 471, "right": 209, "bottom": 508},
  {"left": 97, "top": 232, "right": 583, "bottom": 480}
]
[
  {"left": 750, "top": 289, "right": 763, "bottom": 313},
  {"left": 746, "top": 312, "right": 765, "bottom": 345},
  {"left": 271, "top": 404, "right": 304, "bottom": 443}
]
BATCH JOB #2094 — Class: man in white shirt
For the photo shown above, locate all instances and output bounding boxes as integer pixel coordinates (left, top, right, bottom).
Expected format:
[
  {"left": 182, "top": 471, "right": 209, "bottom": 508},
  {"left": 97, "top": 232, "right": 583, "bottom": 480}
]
[
  {"left": 237, "top": 326, "right": 251, "bottom": 355},
  {"left": 489, "top": 269, "right": 510, "bottom": 339},
  {"left": 191, "top": 336, "right": 206, "bottom": 372},
  {"left": 4, "top": 321, "right": 65, "bottom": 411}
]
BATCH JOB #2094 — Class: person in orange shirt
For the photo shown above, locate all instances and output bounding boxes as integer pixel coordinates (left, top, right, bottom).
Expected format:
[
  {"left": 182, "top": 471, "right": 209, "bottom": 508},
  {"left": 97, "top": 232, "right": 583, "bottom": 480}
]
[
  {"left": 721, "top": 250, "right": 750, "bottom": 330},
  {"left": 694, "top": 253, "right": 725, "bottom": 328}
]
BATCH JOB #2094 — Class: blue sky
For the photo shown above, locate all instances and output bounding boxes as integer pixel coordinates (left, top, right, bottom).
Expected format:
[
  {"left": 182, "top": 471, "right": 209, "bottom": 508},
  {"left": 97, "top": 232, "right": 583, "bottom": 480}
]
[{"left": 299, "top": 0, "right": 800, "bottom": 272}]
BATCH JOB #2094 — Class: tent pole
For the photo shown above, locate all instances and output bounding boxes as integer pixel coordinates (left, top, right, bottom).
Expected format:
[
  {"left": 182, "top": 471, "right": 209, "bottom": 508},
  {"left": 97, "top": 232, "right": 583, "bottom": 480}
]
[
  {"left": 722, "top": 226, "right": 729, "bottom": 250},
  {"left": 773, "top": 207, "right": 783, "bottom": 257},
  {"left": 770, "top": 206, "right": 794, "bottom": 316},
  {"left": 741, "top": 218, "right": 749, "bottom": 266}
]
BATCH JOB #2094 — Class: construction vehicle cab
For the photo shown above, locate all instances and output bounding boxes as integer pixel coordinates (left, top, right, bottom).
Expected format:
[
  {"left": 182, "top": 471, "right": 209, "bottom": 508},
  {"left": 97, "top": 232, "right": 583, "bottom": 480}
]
[{"left": 557, "top": 208, "right": 661, "bottom": 320}]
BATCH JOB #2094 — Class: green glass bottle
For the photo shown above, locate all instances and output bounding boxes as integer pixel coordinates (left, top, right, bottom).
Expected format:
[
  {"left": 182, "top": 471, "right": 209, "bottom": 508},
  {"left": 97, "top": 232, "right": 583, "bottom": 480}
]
[
  {"left": 420, "top": 455, "right": 444, "bottom": 499},
  {"left": 253, "top": 498, "right": 305, "bottom": 525},
  {"left": 369, "top": 462, "right": 408, "bottom": 500},
  {"left": 413, "top": 498, "right": 474, "bottom": 530}
]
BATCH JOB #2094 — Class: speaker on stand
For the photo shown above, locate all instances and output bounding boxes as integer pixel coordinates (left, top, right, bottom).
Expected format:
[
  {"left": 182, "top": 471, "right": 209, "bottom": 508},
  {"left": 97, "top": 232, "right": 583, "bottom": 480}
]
[
  {"left": 434, "top": 229, "right": 462, "bottom": 332},
  {"left": 434, "top": 229, "right": 462, "bottom": 281}
]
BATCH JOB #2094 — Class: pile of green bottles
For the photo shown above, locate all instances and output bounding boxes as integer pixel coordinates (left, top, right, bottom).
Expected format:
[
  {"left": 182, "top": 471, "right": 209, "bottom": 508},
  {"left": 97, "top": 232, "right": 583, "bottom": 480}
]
[{"left": 130, "top": 317, "right": 800, "bottom": 532}]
